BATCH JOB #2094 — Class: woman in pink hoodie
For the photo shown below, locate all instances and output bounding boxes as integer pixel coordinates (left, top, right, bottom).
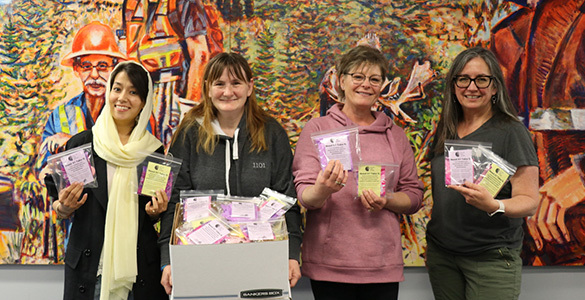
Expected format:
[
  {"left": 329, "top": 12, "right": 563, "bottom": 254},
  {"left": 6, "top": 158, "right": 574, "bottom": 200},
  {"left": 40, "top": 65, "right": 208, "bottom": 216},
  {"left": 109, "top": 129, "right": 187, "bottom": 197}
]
[{"left": 292, "top": 45, "right": 424, "bottom": 300}]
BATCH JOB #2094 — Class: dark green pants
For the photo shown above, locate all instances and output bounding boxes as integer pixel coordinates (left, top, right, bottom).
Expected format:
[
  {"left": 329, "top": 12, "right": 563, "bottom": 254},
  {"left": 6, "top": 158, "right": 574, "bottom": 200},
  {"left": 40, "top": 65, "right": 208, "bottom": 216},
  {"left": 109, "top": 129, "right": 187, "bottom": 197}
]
[{"left": 426, "top": 239, "right": 522, "bottom": 300}]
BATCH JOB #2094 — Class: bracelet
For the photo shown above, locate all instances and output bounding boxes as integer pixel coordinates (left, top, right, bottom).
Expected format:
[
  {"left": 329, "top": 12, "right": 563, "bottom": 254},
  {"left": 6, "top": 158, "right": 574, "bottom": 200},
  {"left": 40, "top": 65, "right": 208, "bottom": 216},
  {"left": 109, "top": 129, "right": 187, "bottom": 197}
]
[{"left": 487, "top": 199, "right": 505, "bottom": 217}]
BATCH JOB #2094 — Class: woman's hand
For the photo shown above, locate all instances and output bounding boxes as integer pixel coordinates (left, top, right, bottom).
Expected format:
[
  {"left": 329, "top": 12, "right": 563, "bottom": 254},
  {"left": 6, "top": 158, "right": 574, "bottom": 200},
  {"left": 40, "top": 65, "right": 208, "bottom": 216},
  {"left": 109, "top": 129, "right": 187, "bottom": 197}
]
[
  {"left": 314, "top": 160, "right": 348, "bottom": 193},
  {"left": 360, "top": 189, "right": 389, "bottom": 212},
  {"left": 448, "top": 181, "right": 497, "bottom": 213},
  {"left": 288, "top": 259, "right": 301, "bottom": 287},
  {"left": 161, "top": 265, "right": 173, "bottom": 295},
  {"left": 146, "top": 189, "right": 168, "bottom": 219},
  {"left": 301, "top": 160, "right": 348, "bottom": 208},
  {"left": 54, "top": 182, "right": 87, "bottom": 218}
]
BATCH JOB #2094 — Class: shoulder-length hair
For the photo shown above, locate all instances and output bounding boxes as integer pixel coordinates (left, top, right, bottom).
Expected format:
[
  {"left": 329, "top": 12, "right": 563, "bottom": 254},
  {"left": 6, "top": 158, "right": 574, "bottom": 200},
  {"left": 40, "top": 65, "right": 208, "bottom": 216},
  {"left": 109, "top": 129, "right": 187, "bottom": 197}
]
[
  {"left": 336, "top": 45, "right": 389, "bottom": 100},
  {"left": 433, "top": 47, "right": 520, "bottom": 154},
  {"left": 171, "top": 52, "right": 269, "bottom": 154}
]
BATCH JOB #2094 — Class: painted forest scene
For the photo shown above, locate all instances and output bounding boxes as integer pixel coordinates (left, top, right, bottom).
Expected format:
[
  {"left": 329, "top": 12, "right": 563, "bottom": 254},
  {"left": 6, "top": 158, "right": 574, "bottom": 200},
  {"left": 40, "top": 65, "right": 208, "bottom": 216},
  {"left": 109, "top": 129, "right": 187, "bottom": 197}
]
[{"left": 1, "top": 0, "right": 585, "bottom": 267}]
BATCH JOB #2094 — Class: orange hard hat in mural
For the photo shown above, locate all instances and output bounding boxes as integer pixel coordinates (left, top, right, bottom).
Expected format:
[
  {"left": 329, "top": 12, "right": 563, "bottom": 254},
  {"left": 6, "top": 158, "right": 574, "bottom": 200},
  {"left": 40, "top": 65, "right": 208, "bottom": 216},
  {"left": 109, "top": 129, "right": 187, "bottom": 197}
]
[{"left": 61, "top": 21, "right": 127, "bottom": 66}]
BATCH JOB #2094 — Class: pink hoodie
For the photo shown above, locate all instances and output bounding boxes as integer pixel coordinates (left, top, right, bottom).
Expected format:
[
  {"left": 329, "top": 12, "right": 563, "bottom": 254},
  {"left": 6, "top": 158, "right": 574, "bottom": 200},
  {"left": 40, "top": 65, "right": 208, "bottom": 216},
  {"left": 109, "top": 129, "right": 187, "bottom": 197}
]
[{"left": 292, "top": 104, "right": 423, "bottom": 283}]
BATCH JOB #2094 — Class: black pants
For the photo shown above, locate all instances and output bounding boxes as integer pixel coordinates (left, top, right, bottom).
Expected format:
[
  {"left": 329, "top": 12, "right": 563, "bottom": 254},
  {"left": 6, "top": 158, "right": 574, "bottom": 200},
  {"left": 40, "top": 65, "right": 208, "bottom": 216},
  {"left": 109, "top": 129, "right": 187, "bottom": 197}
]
[{"left": 310, "top": 280, "right": 399, "bottom": 300}]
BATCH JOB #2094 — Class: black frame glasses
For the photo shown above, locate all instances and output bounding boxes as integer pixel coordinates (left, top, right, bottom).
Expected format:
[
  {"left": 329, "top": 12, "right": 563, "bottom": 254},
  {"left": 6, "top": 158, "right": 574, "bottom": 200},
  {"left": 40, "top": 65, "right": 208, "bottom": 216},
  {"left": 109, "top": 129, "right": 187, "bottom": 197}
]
[
  {"left": 346, "top": 72, "right": 384, "bottom": 87},
  {"left": 454, "top": 75, "right": 493, "bottom": 89}
]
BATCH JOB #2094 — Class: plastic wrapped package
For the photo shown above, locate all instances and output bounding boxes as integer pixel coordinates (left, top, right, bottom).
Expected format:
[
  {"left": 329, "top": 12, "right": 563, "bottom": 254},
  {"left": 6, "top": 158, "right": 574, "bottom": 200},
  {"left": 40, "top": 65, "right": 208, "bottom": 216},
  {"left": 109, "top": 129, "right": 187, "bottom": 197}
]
[
  {"left": 258, "top": 187, "right": 297, "bottom": 220},
  {"left": 311, "top": 125, "right": 361, "bottom": 171},
  {"left": 47, "top": 143, "right": 98, "bottom": 193},
  {"left": 444, "top": 139, "right": 492, "bottom": 186},
  {"left": 136, "top": 152, "right": 182, "bottom": 198},
  {"left": 355, "top": 162, "right": 399, "bottom": 197}
]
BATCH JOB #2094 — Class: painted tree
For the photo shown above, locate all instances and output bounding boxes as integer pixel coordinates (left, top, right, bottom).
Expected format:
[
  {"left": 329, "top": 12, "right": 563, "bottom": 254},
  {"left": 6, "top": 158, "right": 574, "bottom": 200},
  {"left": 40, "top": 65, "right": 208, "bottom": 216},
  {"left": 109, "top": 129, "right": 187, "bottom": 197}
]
[
  {"left": 244, "top": 0, "right": 254, "bottom": 18},
  {"left": 0, "top": 0, "right": 71, "bottom": 263},
  {"left": 230, "top": 23, "right": 250, "bottom": 57},
  {"left": 253, "top": 24, "right": 276, "bottom": 106},
  {"left": 217, "top": 0, "right": 251, "bottom": 21}
]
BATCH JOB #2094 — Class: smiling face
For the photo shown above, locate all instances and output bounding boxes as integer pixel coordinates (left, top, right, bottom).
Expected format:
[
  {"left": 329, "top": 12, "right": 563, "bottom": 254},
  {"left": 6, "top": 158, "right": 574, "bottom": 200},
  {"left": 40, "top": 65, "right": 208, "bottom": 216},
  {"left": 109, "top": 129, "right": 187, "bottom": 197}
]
[
  {"left": 339, "top": 63, "right": 383, "bottom": 111},
  {"left": 108, "top": 70, "right": 145, "bottom": 127},
  {"left": 454, "top": 57, "right": 497, "bottom": 113},
  {"left": 208, "top": 67, "right": 253, "bottom": 118}
]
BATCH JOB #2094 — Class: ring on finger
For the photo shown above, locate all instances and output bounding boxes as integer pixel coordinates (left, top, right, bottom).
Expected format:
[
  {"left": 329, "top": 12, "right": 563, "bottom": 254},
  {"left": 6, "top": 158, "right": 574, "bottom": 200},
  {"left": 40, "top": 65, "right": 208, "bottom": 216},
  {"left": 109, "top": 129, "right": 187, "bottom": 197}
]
[
  {"left": 151, "top": 209, "right": 156, "bottom": 214},
  {"left": 335, "top": 181, "right": 342, "bottom": 185}
]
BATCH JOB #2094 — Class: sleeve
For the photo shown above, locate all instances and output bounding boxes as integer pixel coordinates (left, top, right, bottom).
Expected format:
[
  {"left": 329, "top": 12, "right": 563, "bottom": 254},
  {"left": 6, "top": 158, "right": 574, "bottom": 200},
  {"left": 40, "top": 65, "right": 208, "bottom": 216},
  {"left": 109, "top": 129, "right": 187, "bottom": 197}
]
[
  {"left": 291, "top": 120, "right": 323, "bottom": 209},
  {"left": 392, "top": 126, "right": 424, "bottom": 215},
  {"left": 503, "top": 123, "right": 538, "bottom": 167},
  {"left": 158, "top": 127, "right": 195, "bottom": 267},
  {"left": 268, "top": 120, "right": 302, "bottom": 261}
]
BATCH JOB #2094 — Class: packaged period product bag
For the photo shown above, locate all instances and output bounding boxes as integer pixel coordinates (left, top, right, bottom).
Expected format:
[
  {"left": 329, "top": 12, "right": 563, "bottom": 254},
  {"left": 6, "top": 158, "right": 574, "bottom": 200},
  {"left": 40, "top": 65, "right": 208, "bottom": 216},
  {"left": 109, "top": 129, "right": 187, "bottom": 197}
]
[
  {"left": 214, "top": 195, "right": 262, "bottom": 222},
  {"left": 355, "top": 162, "right": 399, "bottom": 197},
  {"left": 444, "top": 140, "right": 492, "bottom": 186},
  {"left": 473, "top": 145, "right": 517, "bottom": 197},
  {"left": 311, "top": 125, "right": 360, "bottom": 171},
  {"left": 258, "top": 187, "right": 297, "bottom": 220},
  {"left": 136, "top": 152, "right": 182, "bottom": 198},
  {"left": 174, "top": 190, "right": 289, "bottom": 245},
  {"left": 180, "top": 190, "right": 222, "bottom": 223},
  {"left": 47, "top": 143, "right": 98, "bottom": 193}
]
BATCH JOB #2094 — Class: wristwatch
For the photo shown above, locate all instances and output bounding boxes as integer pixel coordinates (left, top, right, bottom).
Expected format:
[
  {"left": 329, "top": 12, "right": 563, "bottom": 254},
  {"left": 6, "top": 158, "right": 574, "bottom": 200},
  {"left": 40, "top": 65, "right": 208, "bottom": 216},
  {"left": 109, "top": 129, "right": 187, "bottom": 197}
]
[{"left": 488, "top": 200, "right": 505, "bottom": 217}]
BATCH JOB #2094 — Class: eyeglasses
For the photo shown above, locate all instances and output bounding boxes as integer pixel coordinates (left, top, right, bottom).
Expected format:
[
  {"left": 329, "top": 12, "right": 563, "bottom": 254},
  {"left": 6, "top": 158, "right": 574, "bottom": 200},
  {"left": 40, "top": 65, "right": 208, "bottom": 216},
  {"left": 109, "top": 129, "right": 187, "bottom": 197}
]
[
  {"left": 78, "top": 61, "right": 113, "bottom": 72},
  {"left": 454, "top": 75, "right": 493, "bottom": 89},
  {"left": 346, "top": 73, "right": 384, "bottom": 87}
]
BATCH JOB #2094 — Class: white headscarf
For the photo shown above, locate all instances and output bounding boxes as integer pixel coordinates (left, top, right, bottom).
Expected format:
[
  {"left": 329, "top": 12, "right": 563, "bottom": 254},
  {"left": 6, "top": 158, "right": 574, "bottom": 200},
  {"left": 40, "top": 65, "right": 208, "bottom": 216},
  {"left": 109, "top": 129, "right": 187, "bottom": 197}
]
[{"left": 93, "top": 61, "right": 162, "bottom": 300}]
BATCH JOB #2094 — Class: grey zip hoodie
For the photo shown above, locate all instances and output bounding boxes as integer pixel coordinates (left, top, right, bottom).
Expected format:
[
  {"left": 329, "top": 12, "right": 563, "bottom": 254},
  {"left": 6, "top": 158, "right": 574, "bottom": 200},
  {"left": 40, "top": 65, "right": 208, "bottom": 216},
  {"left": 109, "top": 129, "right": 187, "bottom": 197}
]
[{"left": 159, "top": 112, "right": 302, "bottom": 266}]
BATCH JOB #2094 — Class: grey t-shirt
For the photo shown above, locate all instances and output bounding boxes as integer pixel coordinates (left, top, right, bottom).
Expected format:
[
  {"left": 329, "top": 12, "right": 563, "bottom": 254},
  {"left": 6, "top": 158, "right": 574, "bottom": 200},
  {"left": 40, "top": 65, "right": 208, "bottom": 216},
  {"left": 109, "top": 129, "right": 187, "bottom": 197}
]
[{"left": 427, "top": 116, "right": 538, "bottom": 255}]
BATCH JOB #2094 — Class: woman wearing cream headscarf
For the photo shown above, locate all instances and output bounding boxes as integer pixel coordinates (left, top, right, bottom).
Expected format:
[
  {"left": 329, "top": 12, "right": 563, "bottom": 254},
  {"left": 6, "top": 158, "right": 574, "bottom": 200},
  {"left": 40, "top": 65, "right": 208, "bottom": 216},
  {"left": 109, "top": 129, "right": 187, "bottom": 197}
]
[{"left": 46, "top": 61, "right": 169, "bottom": 300}]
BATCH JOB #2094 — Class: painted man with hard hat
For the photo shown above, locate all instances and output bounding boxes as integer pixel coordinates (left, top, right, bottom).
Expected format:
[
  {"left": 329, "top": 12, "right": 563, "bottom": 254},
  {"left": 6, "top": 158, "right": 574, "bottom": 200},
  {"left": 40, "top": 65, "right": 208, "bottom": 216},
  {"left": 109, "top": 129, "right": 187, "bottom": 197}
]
[{"left": 41, "top": 21, "right": 126, "bottom": 157}]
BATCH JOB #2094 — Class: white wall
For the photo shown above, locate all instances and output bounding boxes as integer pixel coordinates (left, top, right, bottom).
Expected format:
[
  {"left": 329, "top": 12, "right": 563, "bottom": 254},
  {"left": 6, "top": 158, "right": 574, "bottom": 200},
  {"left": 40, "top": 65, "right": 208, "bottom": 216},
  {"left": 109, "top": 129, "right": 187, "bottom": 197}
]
[{"left": 1, "top": 265, "right": 584, "bottom": 299}]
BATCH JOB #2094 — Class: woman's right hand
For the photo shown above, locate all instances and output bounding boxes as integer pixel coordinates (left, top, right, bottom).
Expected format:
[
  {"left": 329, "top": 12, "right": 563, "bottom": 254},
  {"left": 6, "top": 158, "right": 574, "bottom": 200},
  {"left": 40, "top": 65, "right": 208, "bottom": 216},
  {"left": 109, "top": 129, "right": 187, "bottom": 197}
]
[
  {"left": 161, "top": 265, "right": 173, "bottom": 294},
  {"left": 301, "top": 160, "right": 348, "bottom": 208},
  {"left": 55, "top": 182, "right": 87, "bottom": 217},
  {"left": 315, "top": 160, "right": 348, "bottom": 192}
]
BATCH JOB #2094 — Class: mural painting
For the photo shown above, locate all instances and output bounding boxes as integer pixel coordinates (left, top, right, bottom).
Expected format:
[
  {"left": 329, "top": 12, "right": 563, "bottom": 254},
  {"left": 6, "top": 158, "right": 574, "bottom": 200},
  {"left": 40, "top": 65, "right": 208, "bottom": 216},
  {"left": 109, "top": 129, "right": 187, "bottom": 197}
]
[{"left": 0, "top": 0, "right": 583, "bottom": 267}]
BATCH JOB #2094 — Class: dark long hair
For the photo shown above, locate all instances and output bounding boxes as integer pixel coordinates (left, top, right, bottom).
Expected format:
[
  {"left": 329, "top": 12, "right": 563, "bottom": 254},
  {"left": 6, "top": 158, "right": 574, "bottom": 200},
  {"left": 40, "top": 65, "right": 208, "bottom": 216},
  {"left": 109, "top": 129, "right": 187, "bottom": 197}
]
[
  {"left": 109, "top": 62, "right": 149, "bottom": 103},
  {"left": 433, "top": 47, "right": 520, "bottom": 155}
]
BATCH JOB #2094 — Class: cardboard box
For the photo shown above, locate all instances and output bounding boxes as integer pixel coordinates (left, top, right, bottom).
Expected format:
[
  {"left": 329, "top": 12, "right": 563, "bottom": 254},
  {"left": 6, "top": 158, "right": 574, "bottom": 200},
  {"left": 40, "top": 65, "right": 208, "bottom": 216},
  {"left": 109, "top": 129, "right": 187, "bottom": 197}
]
[{"left": 170, "top": 205, "right": 291, "bottom": 300}]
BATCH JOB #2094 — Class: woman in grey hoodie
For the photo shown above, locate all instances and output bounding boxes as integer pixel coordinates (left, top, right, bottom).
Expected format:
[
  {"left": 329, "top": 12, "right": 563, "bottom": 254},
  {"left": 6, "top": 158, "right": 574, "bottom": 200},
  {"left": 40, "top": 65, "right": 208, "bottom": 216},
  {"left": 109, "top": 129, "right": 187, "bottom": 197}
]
[{"left": 157, "top": 52, "right": 303, "bottom": 294}]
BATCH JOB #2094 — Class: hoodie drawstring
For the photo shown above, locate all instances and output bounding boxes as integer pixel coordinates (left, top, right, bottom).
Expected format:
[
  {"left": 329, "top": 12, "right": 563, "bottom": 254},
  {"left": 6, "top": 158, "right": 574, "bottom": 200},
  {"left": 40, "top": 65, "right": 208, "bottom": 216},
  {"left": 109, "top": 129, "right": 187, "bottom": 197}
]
[
  {"left": 233, "top": 128, "right": 240, "bottom": 160},
  {"left": 224, "top": 128, "right": 240, "bottom": 196},
  {"left": 224, "top": 142, "right": 231, "bottom": 196}
]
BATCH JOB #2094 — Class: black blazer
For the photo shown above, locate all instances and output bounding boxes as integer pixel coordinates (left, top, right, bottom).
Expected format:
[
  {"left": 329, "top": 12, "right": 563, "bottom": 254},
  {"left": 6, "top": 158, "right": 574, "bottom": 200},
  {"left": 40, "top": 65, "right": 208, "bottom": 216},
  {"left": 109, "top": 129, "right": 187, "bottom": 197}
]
[{"left": 46, "top": 130, "right": 167, "bottom": 300}]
